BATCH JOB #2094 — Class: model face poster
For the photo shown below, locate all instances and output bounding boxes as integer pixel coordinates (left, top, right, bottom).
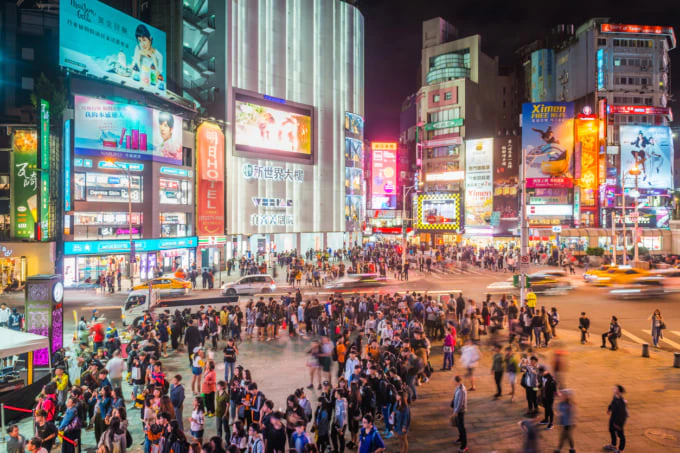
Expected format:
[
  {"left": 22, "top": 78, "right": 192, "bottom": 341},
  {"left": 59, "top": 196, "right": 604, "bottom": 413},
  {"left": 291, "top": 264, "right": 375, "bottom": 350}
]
[{"left": 619, "top": 125, "right": 674, "bottom": 189}]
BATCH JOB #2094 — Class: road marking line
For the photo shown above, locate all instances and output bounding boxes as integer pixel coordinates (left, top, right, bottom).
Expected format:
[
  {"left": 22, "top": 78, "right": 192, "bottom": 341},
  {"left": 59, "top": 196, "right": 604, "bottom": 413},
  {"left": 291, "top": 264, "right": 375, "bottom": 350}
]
[
  {"left": 620, "top": 328, "right": 647, "bottom": 345},
  {"left": 671, "top": 331, "right": 680, "bottom": 338},
  {"left": 643, "top": 329, "right": 680, "bottom": 349}
]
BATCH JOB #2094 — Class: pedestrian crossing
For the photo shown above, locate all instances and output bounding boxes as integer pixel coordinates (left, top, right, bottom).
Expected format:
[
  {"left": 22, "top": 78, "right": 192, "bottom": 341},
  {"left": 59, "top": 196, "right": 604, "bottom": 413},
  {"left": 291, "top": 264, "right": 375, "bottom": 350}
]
[{"left": 620, "top": 328, "right": 680, "bottom": 350}]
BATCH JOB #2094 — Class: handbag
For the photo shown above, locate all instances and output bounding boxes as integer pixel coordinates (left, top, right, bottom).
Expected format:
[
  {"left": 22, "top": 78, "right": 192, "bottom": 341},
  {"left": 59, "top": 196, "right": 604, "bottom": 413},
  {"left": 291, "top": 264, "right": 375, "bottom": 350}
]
[
  {"left": 126, "top": 430, "right": 133, "bottom": 448},
  {"left": 660, "top": 322, "right": 667, "bottom": 330}
]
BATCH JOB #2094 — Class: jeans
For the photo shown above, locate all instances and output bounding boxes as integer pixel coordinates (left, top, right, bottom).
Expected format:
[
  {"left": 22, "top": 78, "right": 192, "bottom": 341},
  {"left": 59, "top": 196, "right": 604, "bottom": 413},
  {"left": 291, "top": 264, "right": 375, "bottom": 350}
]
[
  {"left": 382, "top": 403, "right": 394, "bottom": 432},
  {"left": 455, "top": 412, "right": 467, "bottom": 449},
  {"left": 533, "top": 328, "right": 542, "bottom": 346},
  {"left": 494, "top": 371, "right": 503, "bottom": 396},
  {"left": 557, "top": 425, "right": 575, "bottom": 449},
  {"left": 652, "top": 326, "right": 661, "bottom": 347},
  {"left": 406, "top": 374, "right": 417, "bottom": 400},
  {"left": 225, "top": 361, "right": 236, "bottom": 383},
  {"left": 543, "top": 398, "right": 554, "bottom": 424},
  {"left": 609, "top": 422, "right": 625, "bottom": 451},
  {"left": 331, "top": 425, "right": 346, "bottom": 453},
  {"left": 443, "top": 351, "right": 454, "bottom": 370},
  {"left": 525, "top": 387, "right": 538, "bottom": 412},
  {"left": 174, "top": 405, "right": 184, "bottom": 432}
]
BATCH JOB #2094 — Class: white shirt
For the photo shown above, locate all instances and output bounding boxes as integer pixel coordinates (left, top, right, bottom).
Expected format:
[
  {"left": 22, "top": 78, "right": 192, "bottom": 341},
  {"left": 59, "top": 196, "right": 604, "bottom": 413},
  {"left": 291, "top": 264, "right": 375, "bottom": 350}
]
[
  {"left": 0, "top": 307, "right": 10, "bottom": 323},
  {"left": 106, "top": 357, "right": 127, "bottom": 379},
  {"left": 190, "top": 409, "right": 204, "bottom": 432}
]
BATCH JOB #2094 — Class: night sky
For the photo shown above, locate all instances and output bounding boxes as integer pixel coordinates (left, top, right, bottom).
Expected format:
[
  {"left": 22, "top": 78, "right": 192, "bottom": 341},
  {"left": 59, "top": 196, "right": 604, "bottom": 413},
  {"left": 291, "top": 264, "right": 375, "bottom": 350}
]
[{"left": 359, "top": 0, "right": 680, "bottom": 140}]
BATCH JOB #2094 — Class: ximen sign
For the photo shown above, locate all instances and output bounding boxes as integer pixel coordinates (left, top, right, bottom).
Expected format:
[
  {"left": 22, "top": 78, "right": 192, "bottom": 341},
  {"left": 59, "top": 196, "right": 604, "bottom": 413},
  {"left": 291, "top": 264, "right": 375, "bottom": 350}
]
[{"left": 197, "top": 123, "right": 225, "bottom": 235}]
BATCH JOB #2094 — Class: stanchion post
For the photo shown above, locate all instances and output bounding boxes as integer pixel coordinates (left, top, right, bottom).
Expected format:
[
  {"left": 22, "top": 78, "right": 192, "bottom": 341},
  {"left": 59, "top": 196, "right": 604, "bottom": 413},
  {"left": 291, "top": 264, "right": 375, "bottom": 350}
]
[
  {"left": 642, "top": 343, "right": 649, "bottom": 358},
  {"left": 674, "top": 352, "right": 680, "bottom": 368},
  {"left": 0, "top": 403, "right": 5, "bottom": 444}
]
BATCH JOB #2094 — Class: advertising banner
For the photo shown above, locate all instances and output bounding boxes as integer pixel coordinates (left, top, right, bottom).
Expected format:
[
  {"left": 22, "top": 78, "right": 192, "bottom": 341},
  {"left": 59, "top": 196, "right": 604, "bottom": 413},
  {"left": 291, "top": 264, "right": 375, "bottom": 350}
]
[
  {"left": 12, "top": 130, "right": 38, "bottom": 239},
  {"left": 522, "top": 102, "right": 575, "bottom": 187},
  {"left": 603, "top": 207, "right": 670, "bottom": 229},
  {"left": 197, "top": 123, "right": 225, "bottom": 236},
  {"left": 39, "top": 100, "right": 50, "bottom": 240},
  {"left": 74, "top": 95, "right": 183, "bottom": 165},
  {"left": 371, "top": 145, "right": 397, "bottom": 209},
  {"left": 345, "top": 195, "right": 364, "bottom": 225},
  {"left": 64, "top": 120, "right": 72, "bottom": 212},
  {"left": 619, "top": 125, "right": 674, "bottom": 189},
  {"left": 345, "top": 167, "right": 363, "bottom": 195},
  {"left": 59, "top": 0, "right": 167, "bottom": 96},
  {"left": 493, "top": 136, "right": 519, "bottom": 235},
  {"left": 575, "top": 119, "right": 599, "bottom": 206},
  {"left": 530, "top": 49, "right": 555, "bottom": 102},
  {"left": 464, "top": 139, "right": 493, "bottom": 228},
  {"left": 345, "top": 138, "right": 364, "bottom": 167},
  {"left": 345, "top": 112, "right": 364, "bottom": 137},
  {"left": 234, "top": 93, "right": 313, "bottom": 160},
  {"left": 414, "top": 193, "right": 462, "bottom": 231}
]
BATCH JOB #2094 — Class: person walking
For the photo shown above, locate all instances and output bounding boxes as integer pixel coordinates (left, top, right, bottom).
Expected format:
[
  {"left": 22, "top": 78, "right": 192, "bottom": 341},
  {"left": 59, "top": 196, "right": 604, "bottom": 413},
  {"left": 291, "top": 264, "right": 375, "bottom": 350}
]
[
  {"left": 504, "top": 347, "right": 520, "bottom": 403},
  {"left": 521, "top": 356, "right": 540, "bottom": 417},
  {"left": 648, "top": 309, "right": 664, "bottom": 348},
  {"left": 578, "top": 312, "right": 590, "bottom": 344},
  {"left": 538, "top": 366, "right": 557, "bottom": 430},
  {"left": 450, "top": 375, "right": 468, "bottom": 453},
  {"left": 604, "top": 385, "right": 628, "bottom": 453},
  {"left": 491, "top": 344, "right": 504, "bottom": 398},
  {"left": 554, "top": 390, "right": 576, "bottom": 453},
  {"left": 460, "top": 340, "right": 480, "bottom": 391}
]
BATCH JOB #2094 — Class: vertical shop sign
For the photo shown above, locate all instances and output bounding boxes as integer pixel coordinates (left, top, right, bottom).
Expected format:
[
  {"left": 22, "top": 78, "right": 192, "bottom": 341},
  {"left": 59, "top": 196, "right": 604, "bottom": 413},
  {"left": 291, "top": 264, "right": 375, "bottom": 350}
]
[
  {"left": 39, "top": 99, "right": 50, "bottom": 240},
  {"left": 64, "top": 120, "right": 72, "bottom": 212},
  {"left": 12, "top": 130, "right": 38, "bottom": 239},
  {"left": 196, "top": 123, "right": 225, "bottom": 235}
]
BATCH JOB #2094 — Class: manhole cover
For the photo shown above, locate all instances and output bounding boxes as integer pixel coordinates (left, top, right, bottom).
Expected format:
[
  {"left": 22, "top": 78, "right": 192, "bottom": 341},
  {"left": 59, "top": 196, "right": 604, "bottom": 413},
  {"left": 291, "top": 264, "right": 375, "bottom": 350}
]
[{"left": 645, "top": 428, "right": 680, "bottom": 448}]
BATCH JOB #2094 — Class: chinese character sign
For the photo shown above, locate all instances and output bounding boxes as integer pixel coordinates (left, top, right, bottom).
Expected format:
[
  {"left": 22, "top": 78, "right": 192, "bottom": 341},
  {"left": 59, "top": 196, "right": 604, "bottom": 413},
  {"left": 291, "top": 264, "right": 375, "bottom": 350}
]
[
  {"left": 522, "top": 102, "right": 574, "bottom": 186},
  {"left": 619, "top": 125, "right": 674, "bottom": 190},
  {"left": 59, "top": 0, "right": 167, "bottom": 97},
  {"left": 197, "top": 123, "right": 225, "bottom": 236},
  {"left": 575, "top": 119, "right": 599, "bottom": 206},
  {"left": 12, "top": 130, "right": 38, "bottom": 239},
  {"left": 465, "top": 139, "right": 493, "bottom": 228},
  {"left": 40, "top": 99, "right": 50, "bottom": 241}
]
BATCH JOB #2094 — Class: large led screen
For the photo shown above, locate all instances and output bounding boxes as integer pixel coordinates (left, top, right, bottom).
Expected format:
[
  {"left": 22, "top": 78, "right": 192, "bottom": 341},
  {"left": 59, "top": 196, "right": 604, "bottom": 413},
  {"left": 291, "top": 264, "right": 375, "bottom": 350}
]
[
  {"left": 522, "top": 102, "right": 574, "bottom": 187},
  {"left": 415, "top": 194, "right": 462, "bottom": 231},
  {"left": 234, "top": 93, "right": 313, "bottom": 161},
  {"left": 60, "top": 0, "right": 167, "bottom": 97},
  {"left": 465, "top": 139, "right": 493, "bottom": 228},
  {"left": 74, "top": 96, "right": 183, "bottom": 165},
  {"left": 619, "top": 125, "right": 674, "bottom": 189},
  {"left": 371, "top": 147, "right": 397, "bottom": 209}
]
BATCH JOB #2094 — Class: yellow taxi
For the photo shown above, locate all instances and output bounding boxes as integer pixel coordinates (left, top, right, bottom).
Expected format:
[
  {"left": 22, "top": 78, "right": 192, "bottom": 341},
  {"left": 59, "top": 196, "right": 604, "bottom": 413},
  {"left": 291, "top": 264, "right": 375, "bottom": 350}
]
[
  {"left": 585, "top": 265, "right": 648, "bottom": 286},
  {"left": 132, "top": 277, "right": 191, "bottom": 295}
]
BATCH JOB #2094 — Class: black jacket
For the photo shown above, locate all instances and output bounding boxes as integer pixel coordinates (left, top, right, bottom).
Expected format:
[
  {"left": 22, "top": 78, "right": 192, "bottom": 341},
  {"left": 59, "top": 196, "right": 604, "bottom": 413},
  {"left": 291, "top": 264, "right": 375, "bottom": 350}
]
[
  {"left": 540, "top": 373, "right": 557, "bottom": 402},
  {"left": 608, "top": 396, "right": 628, "bottom": 427},
  {"left": 184, "top": 325, "right": 201, "bottom": 350}
]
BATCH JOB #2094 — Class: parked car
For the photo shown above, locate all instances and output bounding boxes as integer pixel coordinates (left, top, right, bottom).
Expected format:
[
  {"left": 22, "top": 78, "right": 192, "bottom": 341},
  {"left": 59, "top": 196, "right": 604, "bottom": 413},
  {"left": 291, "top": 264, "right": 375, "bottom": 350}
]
[
  {"left": 220, "top": 274, "right": 276, "bottom": 296},
  {"left": 131, "top": 277, "right": 191, "bottom": 295}
]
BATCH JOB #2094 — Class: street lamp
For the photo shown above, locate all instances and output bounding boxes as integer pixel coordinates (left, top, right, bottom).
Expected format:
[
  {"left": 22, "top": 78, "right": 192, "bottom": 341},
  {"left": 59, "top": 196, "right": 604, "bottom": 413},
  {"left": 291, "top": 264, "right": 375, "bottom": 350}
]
[
  {"left": 628, "top": 165, "right": 641, "bottom": 263},
  {"left": 401, "top": 182, "right": 421, "bottom": 270},
  {"left": 107, "top": 160, "right": 135, "bottom": 289}
]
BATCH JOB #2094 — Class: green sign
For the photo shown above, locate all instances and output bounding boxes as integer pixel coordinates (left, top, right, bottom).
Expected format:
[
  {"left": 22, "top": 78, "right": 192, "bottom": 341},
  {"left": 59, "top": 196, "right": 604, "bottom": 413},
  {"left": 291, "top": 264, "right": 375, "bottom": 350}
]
[
  {"left": 40, "top": 99, "right": 50, "bottom": 241},
  {"left": 424, "top": 118, "right": 464, "bottom": 131},
  {"left": 12, "top": 130, "right": 38, "bottom": 239}
]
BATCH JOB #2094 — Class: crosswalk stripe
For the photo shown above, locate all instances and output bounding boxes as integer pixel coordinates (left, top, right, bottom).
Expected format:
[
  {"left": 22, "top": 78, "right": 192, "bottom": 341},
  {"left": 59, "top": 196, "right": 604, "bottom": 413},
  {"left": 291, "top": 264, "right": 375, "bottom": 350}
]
[
  {"left": 671, "top": 331, "right": 680, "bottom": 337},
  {"left": 620, "top": 328, "right": 647, "bottom": 345},
  {"left": 643, "top": 329, "right": 680, "bottom": 350}
]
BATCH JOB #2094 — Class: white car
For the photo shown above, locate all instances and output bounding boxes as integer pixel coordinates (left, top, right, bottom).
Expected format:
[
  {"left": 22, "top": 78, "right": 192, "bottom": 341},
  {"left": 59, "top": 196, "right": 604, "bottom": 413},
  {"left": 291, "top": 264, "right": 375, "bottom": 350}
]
[{"left": 220, "top": 274, "right": 276, "bottom": 296}]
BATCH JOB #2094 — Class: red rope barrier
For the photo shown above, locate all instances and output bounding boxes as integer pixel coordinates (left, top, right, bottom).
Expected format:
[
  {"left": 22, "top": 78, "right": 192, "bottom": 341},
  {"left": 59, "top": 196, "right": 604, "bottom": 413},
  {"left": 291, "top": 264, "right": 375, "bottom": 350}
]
[
  {"left": 2, "top": 405, "right": 33, "bottom": 414},
  {"left": 58, "top": 432, "right": 77, "bottom": 446}
]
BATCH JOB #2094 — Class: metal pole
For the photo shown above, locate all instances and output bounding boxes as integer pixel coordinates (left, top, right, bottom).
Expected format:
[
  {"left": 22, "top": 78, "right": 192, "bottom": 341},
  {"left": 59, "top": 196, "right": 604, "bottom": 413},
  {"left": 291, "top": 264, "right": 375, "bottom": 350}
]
[
  {"left": 0, "top": 403, "right": 5, "bottom": 444},
  {"left": 611, "top": 211, "right": 617, "bottom": 265},
  {"left": 401, "top": 185, "right": 407, "bottom": 271},
  {"left": 519, "top": 146, "right": 528, "bottom": 307},
  {"left": 128, "top": 169, "right": 133, "bottom": 289},
  {"left": 634, "top": 173, "right": 639, "bottom": 263},
  {"left": 621, "top": 176, "right": 627, "bottom": 266}
]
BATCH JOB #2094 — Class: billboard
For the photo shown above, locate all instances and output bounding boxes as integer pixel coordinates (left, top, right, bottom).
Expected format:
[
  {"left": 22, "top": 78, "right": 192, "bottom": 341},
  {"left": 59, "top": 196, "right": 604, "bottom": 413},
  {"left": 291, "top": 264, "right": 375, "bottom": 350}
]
[
  {"left": 234, "top": 93, "right": 313, "bottom": 161},
  {"left": 345, "top": 195, "right": 364, "bottom": 224},
  {"left": 464, "top": 139, "right": 493, "bottom": 228},
  {"left": 531, "top": 49, "right": 555, "bottom": 102},
  {"left": 522, "top": 102, "right": 574, "bottom": 187},
  {"left": 59, "top": 0, "right": 167, "bottom": 97},
  {"left": 575, "top": 119, "right": 599, "bottom": 206},
  {"left": 196, "top": 123, "right": 225, "bottom": 236},
  {"left": 345, "top": 138, "right": 364, "bottom": 167},
  {"left": 371, "top": 144, "right": 397, "bottom": 209},
  {"left": 619, "top": 125, "right": 673, "bottom": 189},
  {"left": 74, "top": 95, "right": 183, "bottom": 165},
  {"left": 493, "top": 136, "right": 519, "bottom": 220},
  {"left": 345, "top": 168, "right": 363, "bottom": 194},
  {"left": 12, "top": 130, "right": 38, "bottom": 239},
  {"left": 415, "top": 193, "right": 462, "bottom": 231},
  {"left": 39, "top": 99, "right": 50, "bottom": 240}
]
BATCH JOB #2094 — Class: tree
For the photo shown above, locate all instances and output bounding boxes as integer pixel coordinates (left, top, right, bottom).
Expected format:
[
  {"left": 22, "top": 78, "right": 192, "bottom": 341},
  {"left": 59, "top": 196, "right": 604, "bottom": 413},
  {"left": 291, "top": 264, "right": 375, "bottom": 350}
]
[{"left": 30, "top": 73, "right": 67, "bottom": 121}]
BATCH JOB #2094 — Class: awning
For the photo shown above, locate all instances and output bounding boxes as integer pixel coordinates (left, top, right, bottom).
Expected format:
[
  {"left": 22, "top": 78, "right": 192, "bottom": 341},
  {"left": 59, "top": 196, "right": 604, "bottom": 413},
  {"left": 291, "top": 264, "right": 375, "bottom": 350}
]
[{"left": 0, "top": 328, "right": 50, "bottom": 359}]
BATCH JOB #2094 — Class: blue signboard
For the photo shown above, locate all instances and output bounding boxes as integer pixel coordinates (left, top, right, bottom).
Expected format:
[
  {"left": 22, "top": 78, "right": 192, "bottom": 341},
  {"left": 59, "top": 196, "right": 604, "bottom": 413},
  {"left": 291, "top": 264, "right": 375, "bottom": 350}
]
[
  {"left": 160, "top": 167, "right": 193, "bottom": 177},
  {"left": 64, "top": 120, "right": 72, "bottom": 212},
  {"left": 65, "top": 236, "right": 198, "bottom": 255},
  {"left": 98, "top": 161, "right": 145, "bottom": 172},
  {"left": 59, "top": 0, "right": 167, "bottom": 96},
  {"left": 597, "top": 49, "right": 605, "bottom": 91}
]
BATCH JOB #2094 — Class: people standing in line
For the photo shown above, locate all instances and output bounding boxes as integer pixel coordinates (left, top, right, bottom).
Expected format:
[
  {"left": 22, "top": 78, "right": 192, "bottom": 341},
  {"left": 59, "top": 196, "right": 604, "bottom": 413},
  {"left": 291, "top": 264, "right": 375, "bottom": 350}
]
[
  {"left": 393, "top": 391, "right": 410, "bottom": 453},
  {"left": 648, "top": 309, "right": 664, "bottom": 348},
  {"left": 442, "top": 324, "right": 456, "bottom": 371},
  {"left": 538, "top": 366, "right": 557, "bottom": 430},
  {"left": 555, "top": 390, "right": 576, "bottom": 453},
  {"left": 491, "top": 344, "right": 504, "bottom": 399},
  {"left": 605, "top": 385, "right": 628, "bottom": 453},
  {"left": 6, "top": 424, "right": 26, "bottom": 453},
  {"left": 357, "top": 414, "right": 385, "bottom": 453},
  {"left": 601, "top": 316, "right": 621, "bottom": 351},
  {"left": 170, "top": 374, "right": 186, "bottom": 431},
  {"left": 451, "top": 375, "right": 468, "bottom": 453},
  {"left": 578, "top": 312, "right": 590, "bottom": 344}
]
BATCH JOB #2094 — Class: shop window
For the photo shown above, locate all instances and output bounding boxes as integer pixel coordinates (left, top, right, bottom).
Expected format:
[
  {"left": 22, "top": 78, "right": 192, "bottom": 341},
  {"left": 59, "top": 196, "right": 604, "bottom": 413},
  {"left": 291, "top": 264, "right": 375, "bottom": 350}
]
[
  {"left": 182, "top": 147, "right": 192, "bottom": 167},
  {"left": 0, "top": 151, "right": 9, "bottom": 174},
  {"left": 74, "top": 173, "right": 86, "bottom": 200},
  {"left": 160, "top": 178, "right": 192, "bottom": 205},
  {"left": 160, "top": 212, "right": 191, "bottom": 238},
  {"left": 84, "top": 172, "right": 143, "bottom": 203},
  {"left": 73, "top": 212, "right": 143, "bottom": 240}
]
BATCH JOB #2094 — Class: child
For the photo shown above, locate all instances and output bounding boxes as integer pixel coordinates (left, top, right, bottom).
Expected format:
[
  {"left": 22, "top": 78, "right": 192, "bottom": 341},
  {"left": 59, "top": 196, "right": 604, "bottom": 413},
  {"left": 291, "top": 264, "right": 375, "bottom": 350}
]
[{"left": 189, "top": 397, "right": 205, "bottom": 445}]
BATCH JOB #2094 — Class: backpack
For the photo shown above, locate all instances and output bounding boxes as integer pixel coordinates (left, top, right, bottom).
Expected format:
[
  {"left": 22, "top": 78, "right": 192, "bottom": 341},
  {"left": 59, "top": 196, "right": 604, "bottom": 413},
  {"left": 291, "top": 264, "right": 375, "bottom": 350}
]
[{"left": 169, "top": 439, "right": 189, "bottom": 453}]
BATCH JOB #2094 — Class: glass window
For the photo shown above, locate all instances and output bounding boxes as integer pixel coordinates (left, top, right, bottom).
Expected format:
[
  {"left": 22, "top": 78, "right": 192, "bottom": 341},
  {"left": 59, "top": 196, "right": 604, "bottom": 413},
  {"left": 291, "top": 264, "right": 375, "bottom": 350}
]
[
  {"left": 73, "top": 212, "right": 143, "bottom": 240},
  {"left": 160, "top": 212, "right": 191, "bottom": 238},
  {"left": 84, "top": 172, "right": 143, "bottom": 203},
  {"left": 433, "top": 94, "right": 440, "bottom": 103},
  {"left": 160, "top": 178, "right": 192, "bottom": 205},
  {"left": 444, "top": 92, "right": 452, "bottom": 101},
  {"left": 74, "top": 173, "right": 86, "bottom": 200}
]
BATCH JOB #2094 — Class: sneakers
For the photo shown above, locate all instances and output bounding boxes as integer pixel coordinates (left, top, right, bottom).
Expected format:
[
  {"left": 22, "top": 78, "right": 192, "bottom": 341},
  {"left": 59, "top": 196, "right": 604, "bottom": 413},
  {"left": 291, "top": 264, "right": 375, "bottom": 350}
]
[
  {"left": 546, "top": 423, "right": 553, "bottom": 430},
  {"left": 458, "top": 448, "right": 469, "bottom": 452},
  {"left": 384, "top": 431, "right": 394, "bottom": 439},
  {"left": 539, "top": 419, "right": 549, "bottom": 425}
]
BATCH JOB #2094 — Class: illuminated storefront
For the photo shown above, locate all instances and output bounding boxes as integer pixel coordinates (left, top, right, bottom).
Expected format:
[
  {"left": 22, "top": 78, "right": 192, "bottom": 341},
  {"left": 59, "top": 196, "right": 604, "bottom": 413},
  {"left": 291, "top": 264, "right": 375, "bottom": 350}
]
[{"left": 413, "top": 193, "right": 463, "bottom": 246}]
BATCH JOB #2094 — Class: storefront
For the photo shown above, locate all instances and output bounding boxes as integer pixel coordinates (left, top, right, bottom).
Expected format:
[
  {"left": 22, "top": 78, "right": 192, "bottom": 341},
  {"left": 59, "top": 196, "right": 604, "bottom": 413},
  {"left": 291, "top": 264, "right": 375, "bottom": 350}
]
[
  {"left": 0, "top": 242, "right": 54, "bottom": 285},
  {"left": 197, "top": 236, "right": 227, "bottom": 271},
  {"left": 62, "top": 237, "right": 197, "bottom": 286},
  {"left": 559, "top": 228, "right": 672, "bottom": 255}
]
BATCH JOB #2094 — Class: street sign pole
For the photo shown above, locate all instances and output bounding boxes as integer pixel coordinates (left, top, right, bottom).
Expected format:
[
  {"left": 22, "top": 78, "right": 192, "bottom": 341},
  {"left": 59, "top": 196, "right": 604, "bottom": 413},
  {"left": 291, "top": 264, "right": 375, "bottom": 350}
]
[{"left": 519, "top": 146, "right": 529, "bottom": 307}]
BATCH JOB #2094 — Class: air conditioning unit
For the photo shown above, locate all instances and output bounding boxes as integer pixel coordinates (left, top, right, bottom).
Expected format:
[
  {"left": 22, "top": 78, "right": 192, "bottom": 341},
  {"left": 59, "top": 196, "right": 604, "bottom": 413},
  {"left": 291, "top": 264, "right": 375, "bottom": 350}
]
[{"left": 641, "top": 66, "right": 648, "bottom": 71}]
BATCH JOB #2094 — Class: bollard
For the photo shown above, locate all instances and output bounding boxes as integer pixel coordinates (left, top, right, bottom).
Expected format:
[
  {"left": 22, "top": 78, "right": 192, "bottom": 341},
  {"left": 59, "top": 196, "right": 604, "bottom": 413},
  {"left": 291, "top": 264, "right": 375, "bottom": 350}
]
[
  {"left": 674, "top": 352, "right": 680, "bottom": 368},
  {"left": 642, "top": 343, "right": 650, "bottom": 358}
]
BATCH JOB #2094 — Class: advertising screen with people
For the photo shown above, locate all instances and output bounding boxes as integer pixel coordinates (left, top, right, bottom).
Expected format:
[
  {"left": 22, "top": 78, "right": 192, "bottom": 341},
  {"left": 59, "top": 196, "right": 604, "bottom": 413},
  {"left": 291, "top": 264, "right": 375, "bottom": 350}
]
[
  {"left": 619, "top": 125, "right": 674, "bottom": 189},
  {"left": 59, "top": 0, "right": 167, "bottom": 96},
  {"left": 74, "top": 96, "right": 183, "bottom": 165},
  {"left": 234, "top": 93, "right": 313, "bottom": 160},
  {"left": 414, "top": 193, "right": 462, "bottom": 231}
]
